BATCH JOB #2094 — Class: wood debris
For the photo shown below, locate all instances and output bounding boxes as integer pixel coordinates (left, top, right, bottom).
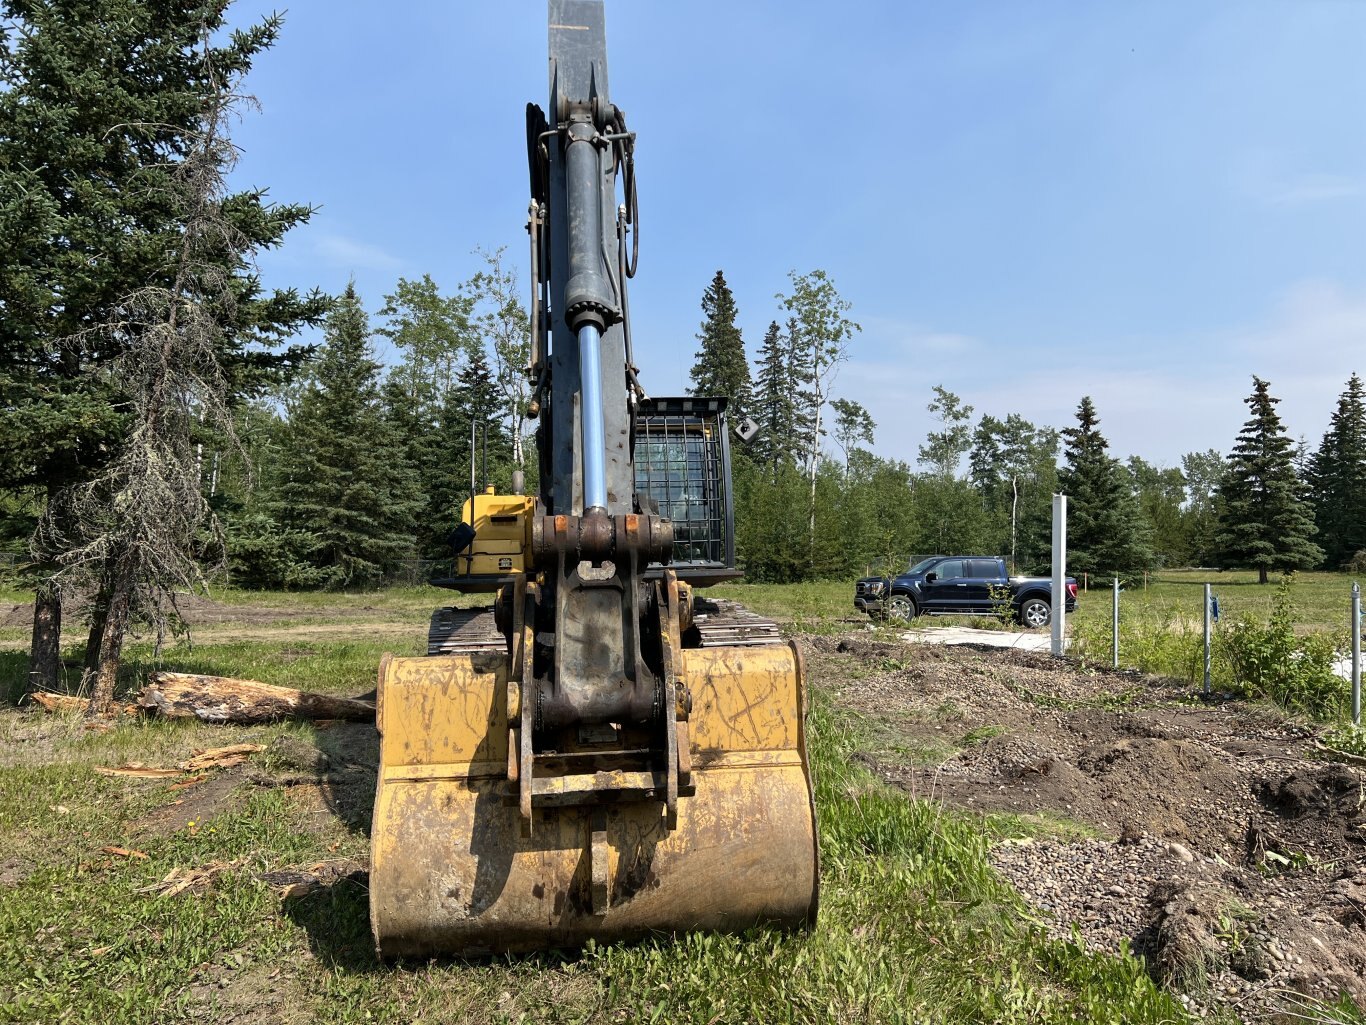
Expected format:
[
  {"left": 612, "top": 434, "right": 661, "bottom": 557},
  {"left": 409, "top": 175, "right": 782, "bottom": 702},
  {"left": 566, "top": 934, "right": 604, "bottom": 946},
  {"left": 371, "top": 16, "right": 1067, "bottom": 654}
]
[
  {"left": 94, "top": 764, "right": 183, "bottom": 779},
  {"left": 29, "top": 692, "right": 138, "bottom": 717},
  {"left": 139, "top": 672, "right": 376, "bottom": 724},
  {"left": 100, "top": 845, "right": 149, "bottom": 859},
  {"left": 140, "top": 858, "right": 245, "bottom": 897},
  {"left": 179, "top": 744, "right": 263, "bottom": 771}
]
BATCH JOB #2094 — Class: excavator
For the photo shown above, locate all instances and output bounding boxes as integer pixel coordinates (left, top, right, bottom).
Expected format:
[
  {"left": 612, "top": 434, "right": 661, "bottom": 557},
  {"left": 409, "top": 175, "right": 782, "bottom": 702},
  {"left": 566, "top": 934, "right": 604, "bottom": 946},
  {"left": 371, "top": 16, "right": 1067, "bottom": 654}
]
[{"left": 368, "top": 0, "right": 818, "bottom": 957}]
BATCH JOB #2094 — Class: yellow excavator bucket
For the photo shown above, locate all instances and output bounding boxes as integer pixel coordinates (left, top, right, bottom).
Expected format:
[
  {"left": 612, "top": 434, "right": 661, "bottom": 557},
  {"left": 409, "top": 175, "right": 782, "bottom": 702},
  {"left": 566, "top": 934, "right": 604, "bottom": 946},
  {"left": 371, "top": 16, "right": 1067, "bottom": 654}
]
[{"left": 370, "top": 641, "right": 818, "bottom": 957}]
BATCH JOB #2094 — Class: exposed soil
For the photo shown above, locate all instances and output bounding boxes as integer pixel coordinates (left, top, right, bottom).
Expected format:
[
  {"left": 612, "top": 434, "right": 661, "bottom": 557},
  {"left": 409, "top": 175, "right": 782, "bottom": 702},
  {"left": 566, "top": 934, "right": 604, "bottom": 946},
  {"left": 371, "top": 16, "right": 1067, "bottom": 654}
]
[
  {"left": 1, "top": 593, "right": 437, "bottom": 657},
  {"left": 813, "top": 635, "right": 1366, "bottom": 1021},
  {"left": 1, "top": 592, "right": 421, "bottom": 632}
]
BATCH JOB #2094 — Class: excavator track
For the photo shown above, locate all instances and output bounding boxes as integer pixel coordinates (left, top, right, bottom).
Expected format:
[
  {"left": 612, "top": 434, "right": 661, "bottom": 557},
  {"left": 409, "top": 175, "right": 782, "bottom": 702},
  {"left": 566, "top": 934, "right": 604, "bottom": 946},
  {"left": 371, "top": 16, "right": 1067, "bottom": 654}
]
[
  {"left": 426, "top": 606, "right": 507, "bottom": 656},
  {"left": 427, "top": 599, "right": 784, "bottom": 657},
  {"left": 690, "top": 596, "right": 784, "bottom": 648}
]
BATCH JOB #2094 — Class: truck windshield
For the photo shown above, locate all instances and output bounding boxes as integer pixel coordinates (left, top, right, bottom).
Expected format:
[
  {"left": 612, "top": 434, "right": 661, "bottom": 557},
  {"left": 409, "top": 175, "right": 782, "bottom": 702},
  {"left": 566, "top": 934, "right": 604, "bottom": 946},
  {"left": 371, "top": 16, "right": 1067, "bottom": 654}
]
[{"left": 906, "top": 557, "right": 939, "bottom": 575}]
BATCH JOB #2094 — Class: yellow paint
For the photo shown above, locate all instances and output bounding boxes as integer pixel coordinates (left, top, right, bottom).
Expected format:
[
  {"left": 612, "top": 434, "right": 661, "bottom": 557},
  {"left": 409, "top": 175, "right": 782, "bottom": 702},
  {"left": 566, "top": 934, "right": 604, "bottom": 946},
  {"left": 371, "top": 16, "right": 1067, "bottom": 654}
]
[
  {"left": 370, "top": 641, "right": 817, "bottom": 957},
  {"left": 454, "top": 489, "right": 534, "bottom": 578},
  {"left": 376, "top": 653, "right": 509, "bottom": 776}
]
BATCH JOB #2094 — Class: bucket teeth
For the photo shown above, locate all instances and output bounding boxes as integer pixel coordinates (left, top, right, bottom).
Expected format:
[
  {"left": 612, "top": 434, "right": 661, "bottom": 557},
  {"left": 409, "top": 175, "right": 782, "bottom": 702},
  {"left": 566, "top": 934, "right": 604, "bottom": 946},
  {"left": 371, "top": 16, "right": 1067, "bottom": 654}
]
[{"left": 590, "top": 812, "right": 610, "bottom": 915}]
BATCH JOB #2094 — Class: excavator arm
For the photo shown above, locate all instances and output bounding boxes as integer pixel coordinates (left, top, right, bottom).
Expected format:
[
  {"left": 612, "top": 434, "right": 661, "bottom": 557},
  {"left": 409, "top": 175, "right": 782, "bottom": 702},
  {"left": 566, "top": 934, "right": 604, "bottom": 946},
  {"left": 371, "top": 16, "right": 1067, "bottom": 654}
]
[{"left": 367, "top": 0, "right": 818, "bottom": 957}]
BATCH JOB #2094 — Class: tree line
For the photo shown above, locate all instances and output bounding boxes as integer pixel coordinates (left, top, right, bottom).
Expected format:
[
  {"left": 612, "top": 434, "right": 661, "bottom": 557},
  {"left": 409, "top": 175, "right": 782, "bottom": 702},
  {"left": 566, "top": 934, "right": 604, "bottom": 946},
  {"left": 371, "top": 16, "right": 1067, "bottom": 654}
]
[
  {"left": 2, "top": 2, "right": 1362, "bottom": 713},
  {"left": 690, "top": 271, "right": 1363, "bottom": 588}
]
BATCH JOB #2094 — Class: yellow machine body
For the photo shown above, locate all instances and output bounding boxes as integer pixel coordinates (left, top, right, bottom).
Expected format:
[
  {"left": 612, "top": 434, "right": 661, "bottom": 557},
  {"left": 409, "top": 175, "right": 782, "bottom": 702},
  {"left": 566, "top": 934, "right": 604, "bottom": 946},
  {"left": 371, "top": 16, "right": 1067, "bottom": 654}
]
[
  {"left": 370, "top": 642, "right": 818, "bottom": 957},
  {"left": 455, "top": 488, "right": 535, "bottom": 580}
]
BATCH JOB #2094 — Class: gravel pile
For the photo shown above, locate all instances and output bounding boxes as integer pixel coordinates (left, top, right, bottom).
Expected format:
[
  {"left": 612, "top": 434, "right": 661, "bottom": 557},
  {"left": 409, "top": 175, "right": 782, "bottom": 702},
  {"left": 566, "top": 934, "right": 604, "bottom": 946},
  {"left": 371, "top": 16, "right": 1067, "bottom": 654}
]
[{"left": 990, "top": 833, "right": 1173, "bottom": 954}]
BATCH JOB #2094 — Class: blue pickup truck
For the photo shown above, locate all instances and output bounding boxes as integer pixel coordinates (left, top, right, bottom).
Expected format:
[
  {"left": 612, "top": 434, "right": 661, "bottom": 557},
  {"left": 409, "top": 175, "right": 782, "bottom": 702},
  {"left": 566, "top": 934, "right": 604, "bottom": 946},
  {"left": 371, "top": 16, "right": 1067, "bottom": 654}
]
[{"left": 853, "top": 555, "right": 1078, "bottom": 628}]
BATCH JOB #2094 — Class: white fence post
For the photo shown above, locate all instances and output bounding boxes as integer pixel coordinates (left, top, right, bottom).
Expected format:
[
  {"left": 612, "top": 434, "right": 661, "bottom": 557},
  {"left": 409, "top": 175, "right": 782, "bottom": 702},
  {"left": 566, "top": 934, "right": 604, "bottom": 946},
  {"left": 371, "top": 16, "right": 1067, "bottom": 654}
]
[
  {"left": 1112, "top": 575, "right": 1120, "bottom": 669},
  {"left": 1051, "top": 494, "right": 1067, "bottom": 657},
  {"left": 1352, "top": 582, "right": 1361, "bottom": 726}
]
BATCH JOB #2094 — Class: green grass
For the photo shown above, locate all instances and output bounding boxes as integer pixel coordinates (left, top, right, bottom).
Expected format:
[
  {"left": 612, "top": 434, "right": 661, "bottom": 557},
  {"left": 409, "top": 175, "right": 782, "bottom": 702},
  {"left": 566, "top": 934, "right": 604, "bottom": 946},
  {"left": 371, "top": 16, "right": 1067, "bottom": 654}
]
[
  {"left": 206, "top": 583, "right": 483, "bottom": 613},
  {"left": 14, "top": 576, "right": 1355, "bottom": 1020},
  {"left": 984, "top": 810, "right": 1103, "bottom": 842},
  {"left": 1069, "top": 572, "right": 1359, "bottom": 722},
  {"left": 1070, "top": 568, "right": 1362, "bottom": 636},
  {"left": 2, "top": 634, "right": 423, "bottom": 706},
  {"left": 0, "top": 655, "right": 1193, "bottom": 1025}
]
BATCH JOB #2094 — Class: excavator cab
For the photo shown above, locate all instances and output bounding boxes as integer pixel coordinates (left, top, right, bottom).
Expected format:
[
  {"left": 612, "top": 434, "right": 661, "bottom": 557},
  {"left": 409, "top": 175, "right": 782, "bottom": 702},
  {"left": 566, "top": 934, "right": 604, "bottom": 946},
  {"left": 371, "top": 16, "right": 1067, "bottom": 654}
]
[
  {"left": 635, "top": 396, "right": 739, "bottom": 584},
  {"left": 368, "top": 1, "right": 818, "bottom": 958}
]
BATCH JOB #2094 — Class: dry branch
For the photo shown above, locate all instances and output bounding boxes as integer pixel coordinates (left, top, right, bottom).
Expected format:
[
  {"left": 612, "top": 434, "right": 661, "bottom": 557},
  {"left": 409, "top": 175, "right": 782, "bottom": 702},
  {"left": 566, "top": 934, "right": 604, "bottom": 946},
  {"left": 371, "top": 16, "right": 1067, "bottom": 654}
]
[
  {"left": 139, "top": 672, "right": 376, "bottom": 724},
  {"left": 181, "top": 744, "right": 263, "bottom": 770},
  {"left": 29, "top": 692, "right": 140, "bottom": 717},
  {"left": 95, "top": 765, "right": 182, "bottom": 779}
]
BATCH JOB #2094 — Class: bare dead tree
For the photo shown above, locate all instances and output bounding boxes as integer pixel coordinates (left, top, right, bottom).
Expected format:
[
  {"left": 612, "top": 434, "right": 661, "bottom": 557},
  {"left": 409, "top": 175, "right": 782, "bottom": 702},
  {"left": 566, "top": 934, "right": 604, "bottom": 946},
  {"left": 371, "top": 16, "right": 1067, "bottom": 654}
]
[
  {"left": 38, "top": 30, "right": 250, "bottom": 714},
  {"left": 465, "top": 246, "right": 532, "bottom": 471}
]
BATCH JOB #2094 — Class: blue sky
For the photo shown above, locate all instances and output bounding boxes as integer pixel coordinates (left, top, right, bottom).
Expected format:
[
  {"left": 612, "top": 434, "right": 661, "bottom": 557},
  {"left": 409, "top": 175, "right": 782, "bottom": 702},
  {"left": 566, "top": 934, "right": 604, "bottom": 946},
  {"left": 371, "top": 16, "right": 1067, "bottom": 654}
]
[{"left": 227, "top": 1, "right": 1366, "bottom": 470}]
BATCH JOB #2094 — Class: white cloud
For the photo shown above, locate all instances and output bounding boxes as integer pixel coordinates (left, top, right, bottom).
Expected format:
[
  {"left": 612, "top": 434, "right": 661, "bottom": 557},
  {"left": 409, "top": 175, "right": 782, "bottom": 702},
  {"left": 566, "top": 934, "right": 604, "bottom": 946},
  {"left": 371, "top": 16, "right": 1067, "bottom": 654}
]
[
  {"left": 842, "top": 280, "right": 1366, "bottom": 470},
  {"left": 313, "top": 232, "right": 403, "bottom": 272},
  {"left": 1259, "top": 172, "right": 1366, "bottom": 207},
  {"left": 1236, "top": 154, "right": 1366, "bottom": 207}
]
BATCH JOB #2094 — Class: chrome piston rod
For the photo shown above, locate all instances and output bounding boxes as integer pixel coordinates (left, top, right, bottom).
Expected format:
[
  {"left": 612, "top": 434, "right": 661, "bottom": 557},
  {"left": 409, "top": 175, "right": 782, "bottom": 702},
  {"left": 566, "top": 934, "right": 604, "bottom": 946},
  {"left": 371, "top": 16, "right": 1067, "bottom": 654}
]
[{"left": 579, "top": 323, "right": 608, "bottom": 511}]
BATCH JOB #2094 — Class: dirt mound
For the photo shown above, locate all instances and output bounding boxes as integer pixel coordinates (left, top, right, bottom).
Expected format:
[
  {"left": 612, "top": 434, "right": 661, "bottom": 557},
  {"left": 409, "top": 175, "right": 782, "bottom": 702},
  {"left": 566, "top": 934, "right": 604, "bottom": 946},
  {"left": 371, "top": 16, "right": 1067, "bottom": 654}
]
[
  {"left": 1262, "top": 764, "right": 1365, "bottom": 821},
  {"left": 812, "top": 636, "right": 1366, "bottom": 1019},
  {"left": 1142, "top": 860, "right": 1366, "bottom": 1015}
]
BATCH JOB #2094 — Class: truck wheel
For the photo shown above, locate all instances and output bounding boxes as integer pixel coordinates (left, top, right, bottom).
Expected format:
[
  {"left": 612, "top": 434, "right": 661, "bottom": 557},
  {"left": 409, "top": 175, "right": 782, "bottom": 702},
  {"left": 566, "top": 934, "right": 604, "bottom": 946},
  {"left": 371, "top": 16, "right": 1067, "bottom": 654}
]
[
  {"left": 1019, "top": 597, "right": 1051, "bottom": 629},
  {"left": 886, "top": 595, "right": 916, "bottom": 621}
]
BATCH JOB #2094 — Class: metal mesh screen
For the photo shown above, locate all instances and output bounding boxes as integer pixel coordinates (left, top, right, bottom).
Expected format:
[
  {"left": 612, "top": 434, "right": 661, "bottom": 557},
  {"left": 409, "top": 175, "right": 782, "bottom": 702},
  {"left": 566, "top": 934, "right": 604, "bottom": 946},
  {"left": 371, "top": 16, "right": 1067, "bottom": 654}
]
[{"left": 635, "top": 409, "right": 725, "bottom": 566}]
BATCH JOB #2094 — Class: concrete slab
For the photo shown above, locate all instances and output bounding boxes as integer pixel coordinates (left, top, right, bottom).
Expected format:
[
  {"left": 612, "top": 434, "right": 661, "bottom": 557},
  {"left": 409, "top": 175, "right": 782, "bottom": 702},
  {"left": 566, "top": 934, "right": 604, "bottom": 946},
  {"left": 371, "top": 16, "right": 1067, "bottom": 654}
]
[{"left": 893, "top": 625, "right": 1065, "bottom": 652}]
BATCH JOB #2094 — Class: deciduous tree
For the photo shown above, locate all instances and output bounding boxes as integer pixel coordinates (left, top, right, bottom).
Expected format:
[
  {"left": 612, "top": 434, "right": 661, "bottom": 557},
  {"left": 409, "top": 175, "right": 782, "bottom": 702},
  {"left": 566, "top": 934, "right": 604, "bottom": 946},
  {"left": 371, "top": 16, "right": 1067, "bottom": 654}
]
[
  {"left": 777, "top": 270, "right": 859, "bottom": 546},
  {"left": 1126, "top": 457, "right": 1189, "bottom": 567},
  {"left": 830, "top": 398, "right": 875, "bottom": 470},
  {"left": 377, "top": 274, "right": 474, "bottom": 407},
  {"left": 463, "top": 248, "right": 533, "bottom": 473},
  {"left": 919, "top": 386, "right": 974, "bottom": 478},
  {"left": 1180, "top": 448, "right": 1224, "bottom": 566},
  {"left": 970, "top": 414, "right": 1059, "bottom": 573}
]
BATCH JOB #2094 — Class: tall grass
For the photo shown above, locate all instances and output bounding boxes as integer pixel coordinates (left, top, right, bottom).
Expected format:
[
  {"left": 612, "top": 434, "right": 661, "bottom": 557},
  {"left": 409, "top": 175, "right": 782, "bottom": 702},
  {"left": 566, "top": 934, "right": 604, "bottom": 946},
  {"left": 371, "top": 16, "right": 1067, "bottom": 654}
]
[
  {"left": 585, "top": 693, "right": 1188, "bottom": 1024},
  {"left": 1072, "top": 574, "right": 1354, "bottom": 721}
]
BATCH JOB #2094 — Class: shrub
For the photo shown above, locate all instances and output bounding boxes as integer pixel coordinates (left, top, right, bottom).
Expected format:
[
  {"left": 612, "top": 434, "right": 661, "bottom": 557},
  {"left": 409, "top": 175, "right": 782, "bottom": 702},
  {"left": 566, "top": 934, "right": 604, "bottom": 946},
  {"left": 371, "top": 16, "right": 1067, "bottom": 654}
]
[{"left": 1218, "top": 574, "right": 1348, "bottom": 720}]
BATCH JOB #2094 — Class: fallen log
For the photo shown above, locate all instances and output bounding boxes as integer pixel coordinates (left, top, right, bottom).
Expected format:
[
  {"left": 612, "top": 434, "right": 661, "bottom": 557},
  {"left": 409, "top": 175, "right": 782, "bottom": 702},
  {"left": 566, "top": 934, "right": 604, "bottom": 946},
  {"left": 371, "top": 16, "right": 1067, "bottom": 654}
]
[{"left": 139, "top": 672, "right": 376, "bottom": 724}]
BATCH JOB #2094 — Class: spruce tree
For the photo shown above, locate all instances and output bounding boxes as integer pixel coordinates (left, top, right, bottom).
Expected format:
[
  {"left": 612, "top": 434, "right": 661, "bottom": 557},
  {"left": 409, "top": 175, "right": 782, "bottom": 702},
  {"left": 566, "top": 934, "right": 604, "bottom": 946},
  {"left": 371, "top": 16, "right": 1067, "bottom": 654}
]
[
  {"left": 422, "top": 345, "right": 512, "bottom": 558},
  {"left": 0, "top": 1, "right": 324, "bottom": 693},
  {"left": 689, "top": 270, "right": 752, "bottom": 415},
  {"left": 1307, "top": 373, "right": 1366, "bottom": 569},
  {"left": 1058, "top": 396, "right": 1153, "bottom": 577},
  {"left": 1214, "top": 376, "right": 1323, "bottom": 583},
  {"left": 276, "top": 286, "right": 420, "bottom": 587},
  {"left": 751, "top": 321, "right": 800, "bottom": 473}
]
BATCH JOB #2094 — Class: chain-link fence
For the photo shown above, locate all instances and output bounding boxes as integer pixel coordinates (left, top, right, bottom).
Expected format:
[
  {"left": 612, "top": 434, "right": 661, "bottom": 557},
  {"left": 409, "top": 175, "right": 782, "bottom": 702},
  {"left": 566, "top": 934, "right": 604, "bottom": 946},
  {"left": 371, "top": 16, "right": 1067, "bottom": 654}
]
[{"left": 1077, "top": 578, "right": 1363, "bottom": 729}]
